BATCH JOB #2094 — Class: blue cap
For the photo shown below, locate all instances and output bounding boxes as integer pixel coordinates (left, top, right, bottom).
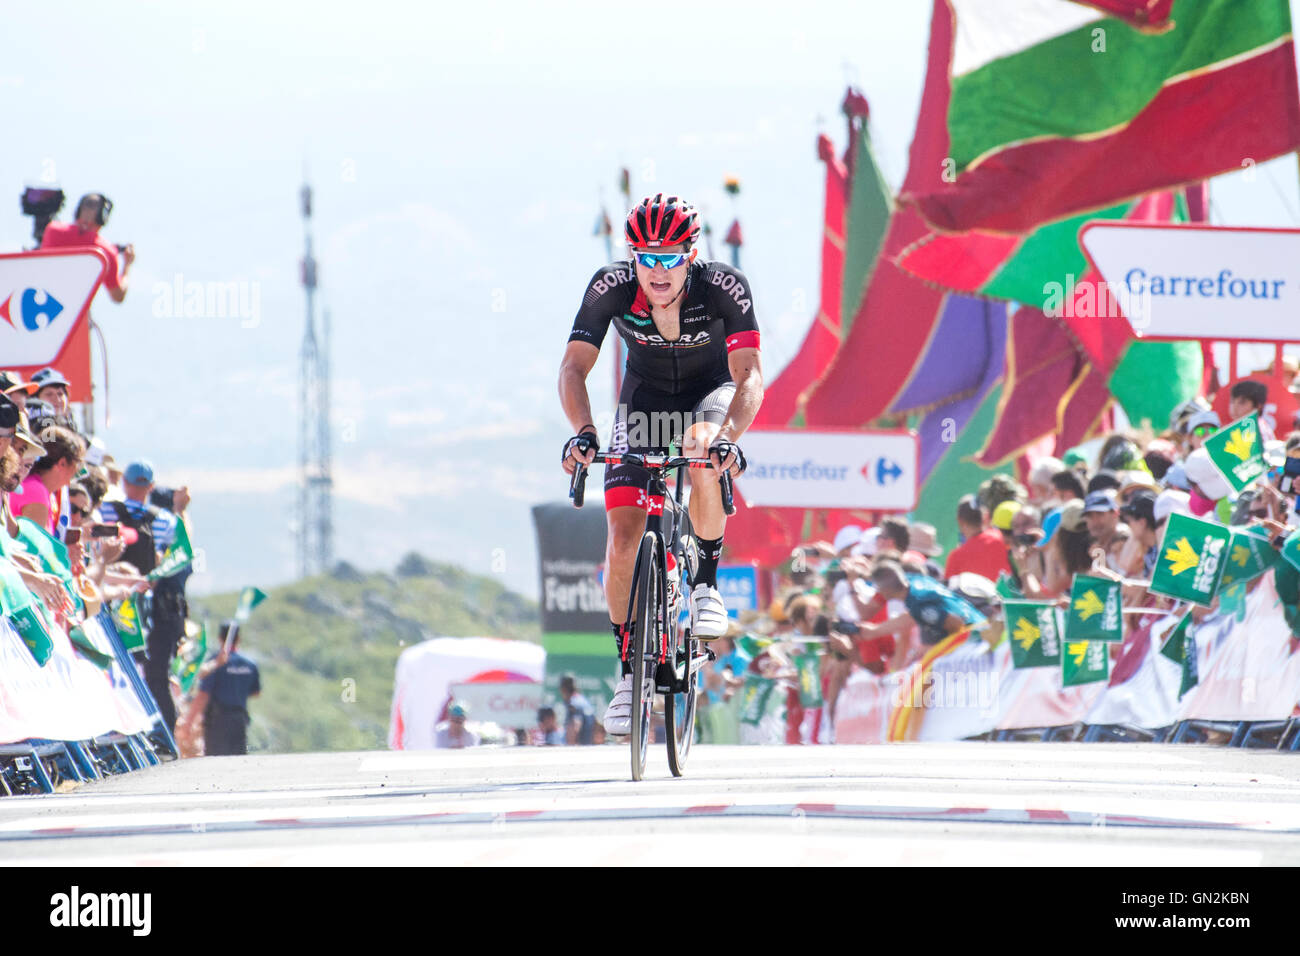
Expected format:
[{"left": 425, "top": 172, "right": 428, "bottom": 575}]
[
  {"left": 124, "top": 460, "right": 154, "bottom": 485},
  {"left": 448, "top": 702, "right": 468, "bottom": 719}
]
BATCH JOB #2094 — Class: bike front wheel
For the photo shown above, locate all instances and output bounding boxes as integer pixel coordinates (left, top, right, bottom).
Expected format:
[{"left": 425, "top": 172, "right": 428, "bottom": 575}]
[
  {"left": 665, "top": 630, "right": 697, "bottom": 776},
  {"left": 629, "top": 532, "right": 662, "bottom": 782}
]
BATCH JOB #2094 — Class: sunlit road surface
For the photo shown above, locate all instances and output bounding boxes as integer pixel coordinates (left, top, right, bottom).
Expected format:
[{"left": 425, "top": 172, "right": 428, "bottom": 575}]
[{"left": 3, "top": 744, "right": 1299, "bottom": 865}]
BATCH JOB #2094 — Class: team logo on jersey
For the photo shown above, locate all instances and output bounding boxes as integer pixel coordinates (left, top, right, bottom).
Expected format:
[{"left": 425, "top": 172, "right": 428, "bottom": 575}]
[
  {"left": 621, "top": 312, "right": 653, "bottom": 327},
  {"left": 625, "top": 329, "right": 712, "bottom": 348},
  {"left": 708, "top": 269, "right": 752, "bottom": 314}
]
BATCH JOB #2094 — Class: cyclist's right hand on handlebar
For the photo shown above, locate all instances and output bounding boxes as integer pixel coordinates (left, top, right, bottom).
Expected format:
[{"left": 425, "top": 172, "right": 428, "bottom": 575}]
[{"left": 561, "top": 431, "right": 599, "bottom": 475}]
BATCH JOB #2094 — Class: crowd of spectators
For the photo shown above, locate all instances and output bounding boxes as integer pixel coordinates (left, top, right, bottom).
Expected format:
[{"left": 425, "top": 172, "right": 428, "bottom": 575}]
[
  {"left": 0, "top": 365, "right": 194, "bottom": 752},
  {"left": 690, "top": 371, "right": 1300, "bottom": 744}
]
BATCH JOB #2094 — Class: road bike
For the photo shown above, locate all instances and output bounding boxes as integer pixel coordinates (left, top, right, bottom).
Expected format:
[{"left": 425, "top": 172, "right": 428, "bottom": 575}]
[{"left": 570, "top": 450, "right": 736, "bottom": 780}]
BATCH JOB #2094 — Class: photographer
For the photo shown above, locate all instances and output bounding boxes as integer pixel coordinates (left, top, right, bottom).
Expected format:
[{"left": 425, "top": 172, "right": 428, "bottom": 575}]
[{"left": 40, "top": 193, "right": 135, "bottom": 303}]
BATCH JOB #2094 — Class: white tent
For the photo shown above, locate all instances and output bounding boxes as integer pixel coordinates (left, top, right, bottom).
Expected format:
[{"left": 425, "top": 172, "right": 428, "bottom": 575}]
[{"left": 387, "top": 636, "right": 545, "bottom": 749}]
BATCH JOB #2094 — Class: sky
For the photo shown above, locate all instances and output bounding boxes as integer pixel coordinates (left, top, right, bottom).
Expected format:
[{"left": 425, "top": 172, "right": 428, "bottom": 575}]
[{"left": 3, "top": 1, "right": 1299, "bottom": 601}]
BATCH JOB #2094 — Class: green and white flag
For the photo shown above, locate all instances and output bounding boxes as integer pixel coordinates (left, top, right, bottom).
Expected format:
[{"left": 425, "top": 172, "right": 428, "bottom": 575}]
[
  {"left": 1149, "top": 512, "right": 1230, "bottom": 606},
  {"left": 1004, "top": 601, "right": 1063, "bottom": 669},
  {"left": 1218, "top": 527, "right": 1280, "bottom": 591},
  {"left": 1158, "top": 609, "right": 1194, "bottom": 665},
  {"left": 793, "top": 650, "right": 823, "bottom": 708},
  {"left": 1062, "top": 639, "right": 1109, "bottom": 687},
  {"left": 1066, "top": 574, "right": 1123, "bottom": 643},
  {"left": 9, "top": 605, "right": 53, "bottom": 666},
  {"left": 148, "top": 516, "right": 194, "bottom": 581},
  {"left": 740, "top": 677, "right": 779, "bottom": 727},
  {"left": 113, "top": 595, "right": 145, "bottom": 651},
  {"left": 235, "top": 586, "right": 268, "bottom": 623},
  {"left": 1203, "top": 412, "right": 1269, "bottom": 493},
  {"left": 173, "top": 619, "right": 208, "bottom": 695}
]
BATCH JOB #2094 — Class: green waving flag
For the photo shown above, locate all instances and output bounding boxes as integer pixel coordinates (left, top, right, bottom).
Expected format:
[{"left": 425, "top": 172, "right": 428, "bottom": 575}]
[
  {"left": 1203, "top": 412, "right": 1268, "bottom": 493},
  {"left": 148, "top": 517, "right": 194, "bottom": 581},
  {"left": 1066, "top": 575, "right": 1123, "bottom": 643},
  {"left": 9, "top": 605, "right": 53, "bottom": 666},
  {"left": 1150, "top": 513, "right": 1230, "bottom": 607},
  {"left": 1218, "top": 527, "right": 1280, "bottom": 591},
  {"left": 172, "top": 619, "right": 208, "bottom": 695},
  {"left": 1062, "top": 639, "right": 1110, "bottom": 687},
  {"left": 1004, "top": 601, "right": 1063, "bottom": 669},
  {"left": 1159, "top": 610, "right": 1194, "bottom": 665},
  {"left": 740, "top": 677, "right": 779, "bottom": 726},
  {"left": 114, "top": 594, "right": 145, "bottom": 651},
  {"left": 794, "top": 650, "right": 823, "bottom": 708},
  {"left": 235, "top": 586, "right": 268, "bottom": 623}
]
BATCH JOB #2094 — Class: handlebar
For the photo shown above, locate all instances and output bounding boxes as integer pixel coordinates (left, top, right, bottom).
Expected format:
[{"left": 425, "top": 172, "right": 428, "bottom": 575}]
[{"left": 569, "top": 451, "right": 736, "bottom": 516}]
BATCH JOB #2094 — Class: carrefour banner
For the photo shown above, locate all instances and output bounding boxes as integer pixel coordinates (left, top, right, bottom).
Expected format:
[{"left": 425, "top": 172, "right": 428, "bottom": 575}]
[
  {"left": 738, "top": 429, "right": 919, "bottom": 510},
  {"left": 1079, "top": 223, "right": 1300, "bottom": 342},
  {"left": 0, "top": 248, "right": 110, "bottom": 402}
]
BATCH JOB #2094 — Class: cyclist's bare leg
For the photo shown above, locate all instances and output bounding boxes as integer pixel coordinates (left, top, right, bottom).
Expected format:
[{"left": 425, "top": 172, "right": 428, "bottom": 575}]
[
  {"left": 604, "top": 505, "right": 646, "bottom": 626},
  {"left": 683, "top": 421, "right": 724, "bottom": 538}
]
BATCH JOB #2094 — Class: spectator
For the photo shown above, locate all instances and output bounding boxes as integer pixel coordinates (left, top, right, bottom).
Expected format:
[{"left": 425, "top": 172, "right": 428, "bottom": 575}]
[
  {"left": 1027, "top": 457, "right": 1066, "bottom": 506},
  {"left": 878, "top": 516, "right": 910, "bottom": 553},
  {"left": 1022, "top": 500, "right": 1092, "bottom": 598},
  {"left": 181, "top": 622, "right": 261, "bottom": 756},
  {"left": 40, "top": 193, "right": 135, "bottom": 303},
  {"left": 1143, "top": 439, "right": 1178, "bottom": 482},
  {"left": 0, "top": 372, "right": 38, "bottom": 413},
  {"left": 434, "top": 702, "right": 480, "bottom": 749},
  {"left": 31, "top": 368, "right": 73, "bottom": 423},
  {"left": 944, "top": 494, "right": 1011, "bottom": 582},
  {"left": 558, "top": 674, "right": 595, "bottom": 745},
  {"left": 1229, "top": 380, "right": 1274, "bottom": 440},
  {"left": 1183, "top": 448, "right": 1232, "bottom": 521},
  {"left": 1184, "top": 409, "right": 1221, "bottom": 453},
  {"left": 98, "top": 460, "right": 188, "bottom": 736},
  {"left": 1082, "top": 489, "right": 1127, "bottom": 570},
  {"left": 977, "top": 473, "right": 1025, "bottom": 514},
  {"left": 534, "top": 707, "right": 564, "bottom": 746},
  {"left": 9, "top": 423, "right": 83, "bottom": 537},
  {"left": 1120, "top": 490, "right": 1160, "bottom": 578},
  {"left": 1049, "top": 468, "right": 1087, "bottom": 509}
]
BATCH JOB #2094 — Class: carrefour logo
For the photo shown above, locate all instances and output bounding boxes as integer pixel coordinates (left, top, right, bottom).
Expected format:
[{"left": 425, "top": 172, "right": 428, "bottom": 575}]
[
  {"left": 0, "top": 288, "right": 64, "bottom": 331},
  {"left": 748, "top": 456, "right": 905, "bottom": 484}
]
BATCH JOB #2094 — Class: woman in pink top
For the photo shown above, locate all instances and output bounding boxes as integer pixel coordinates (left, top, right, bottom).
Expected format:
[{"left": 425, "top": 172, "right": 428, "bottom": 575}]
[{"left": 12, "top": 424, "right": 84, "bottom": 535}]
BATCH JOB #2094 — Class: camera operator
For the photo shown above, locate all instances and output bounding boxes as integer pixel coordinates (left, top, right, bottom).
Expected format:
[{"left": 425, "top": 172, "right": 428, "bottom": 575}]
[{"left": 40, "top": 193, "right": 135, "bottom": 303}]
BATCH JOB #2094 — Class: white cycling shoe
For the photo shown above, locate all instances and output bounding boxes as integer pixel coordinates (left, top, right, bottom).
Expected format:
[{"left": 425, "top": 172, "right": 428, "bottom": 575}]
[
  {"left": 690, "top": 583, "right": 729, "bottom": 640},
  {"left": 603, "top": 675, "right": 633, "bottom": 735}
]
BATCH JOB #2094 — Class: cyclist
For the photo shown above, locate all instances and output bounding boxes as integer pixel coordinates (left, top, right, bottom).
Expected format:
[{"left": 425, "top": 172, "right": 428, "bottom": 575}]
[{"left": 558, "top": 193, "right": 764, "bottom": 735}]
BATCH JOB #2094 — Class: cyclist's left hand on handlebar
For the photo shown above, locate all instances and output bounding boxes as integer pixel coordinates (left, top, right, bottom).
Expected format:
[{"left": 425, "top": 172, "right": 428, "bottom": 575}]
[{"left": 708, "top": 439, "right": 746, "bottom": 477}]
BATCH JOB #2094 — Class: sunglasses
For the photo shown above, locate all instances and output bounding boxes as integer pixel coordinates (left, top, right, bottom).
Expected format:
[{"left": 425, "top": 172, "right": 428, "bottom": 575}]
[
  {"left": 634, "top": 251, "right": 689, "bottom": 269},
  {"left": 72, "top": 506, "right": 92, "bottom": 519},
  {"left": 1191, "top": 425, "right": 1217, "bottom": 437}
]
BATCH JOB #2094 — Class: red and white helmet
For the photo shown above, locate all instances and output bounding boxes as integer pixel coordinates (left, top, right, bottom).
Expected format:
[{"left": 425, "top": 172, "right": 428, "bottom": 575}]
[{"left": 625, "top": 193, "right": 701, "bottom": 249}]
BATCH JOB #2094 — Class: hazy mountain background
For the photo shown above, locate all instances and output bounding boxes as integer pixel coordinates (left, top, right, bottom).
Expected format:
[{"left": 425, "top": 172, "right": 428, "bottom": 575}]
[{"left": 2, "top": 2, "right": 1297, "bottom": 603}]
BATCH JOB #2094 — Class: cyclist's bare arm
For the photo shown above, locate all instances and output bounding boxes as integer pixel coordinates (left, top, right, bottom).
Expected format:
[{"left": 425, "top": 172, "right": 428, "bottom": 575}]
[
  {"left": 711, "top": 346, "right": 764, "bottom": 474},
  {"left": 558, "top": 340, "right": 601, "bottom": 473}
]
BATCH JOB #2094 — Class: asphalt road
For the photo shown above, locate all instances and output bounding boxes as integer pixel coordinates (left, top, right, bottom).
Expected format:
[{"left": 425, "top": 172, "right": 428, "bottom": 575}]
[{"left": 3, "top": 743, "right": 1299, "bottom": 865}]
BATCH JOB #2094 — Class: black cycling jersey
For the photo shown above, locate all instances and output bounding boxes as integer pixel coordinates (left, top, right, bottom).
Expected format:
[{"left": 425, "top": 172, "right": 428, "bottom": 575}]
[{"left": 569, "top": 259, "right": 761, "bottom": 395}]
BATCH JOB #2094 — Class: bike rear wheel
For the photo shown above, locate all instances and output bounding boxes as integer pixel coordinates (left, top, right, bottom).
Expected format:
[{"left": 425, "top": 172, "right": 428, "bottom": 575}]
[{"left": 629, "top": 532, "right": 662, "bottom": 782}]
